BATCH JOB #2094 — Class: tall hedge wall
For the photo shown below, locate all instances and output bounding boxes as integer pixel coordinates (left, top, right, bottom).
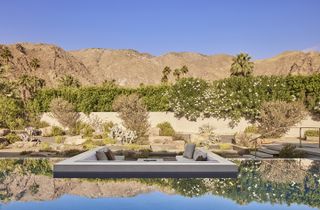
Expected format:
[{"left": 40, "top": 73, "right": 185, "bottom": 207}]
[{"left": 31, "top": 74, "right": 320, "bottom": 121}]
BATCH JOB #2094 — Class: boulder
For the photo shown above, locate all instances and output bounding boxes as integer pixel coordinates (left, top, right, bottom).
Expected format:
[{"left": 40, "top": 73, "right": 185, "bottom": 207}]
[
  {"left": 148, "top": 127, "right": 160, "bottom": 136},
  {"left": 64, "top": 135, "right": 86, "bottom": 145},
  {"left": 0, "top": 129, "right": 10, "bottom": 137},
  {"left": 39, "top": 126, "right": 53, "bottom": 137}
]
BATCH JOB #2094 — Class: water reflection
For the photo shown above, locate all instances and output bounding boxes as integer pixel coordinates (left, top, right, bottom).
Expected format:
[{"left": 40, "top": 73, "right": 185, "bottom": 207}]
[{"left": 0, "top": 159, "right": 319, "bottom": 209}]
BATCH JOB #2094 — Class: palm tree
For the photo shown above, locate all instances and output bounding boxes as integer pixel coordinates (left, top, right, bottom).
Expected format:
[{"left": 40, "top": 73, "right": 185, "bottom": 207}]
[
  {"left": 161, "top": 66, "right": 171, "bottom": 83},
  {"left": 17, "top": 75, "right": 45, "bottom": 104},
  {"left": 173, "top": 69, "right": 181, "bottom": 80},
  {"left": 230, "top": 53, "right": 254, "bottom": 77},
  {"left": 0, "top": 47, "right": 13, "bottom": 64},
  {"left": 180, "top": 65, "right": 189, "bottom": 76},
  {"left": 30, "top": 58, "right": 40, "bottom": 71}
]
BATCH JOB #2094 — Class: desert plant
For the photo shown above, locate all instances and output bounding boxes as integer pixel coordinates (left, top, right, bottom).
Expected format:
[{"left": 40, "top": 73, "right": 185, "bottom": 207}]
[
  {"left": 58, "top": 75, "right": 81, "bottom": 88},
  {"left": 199, "top": 123, "right": 219, "bottom": 143},
  {"left": 230, "top": 53, "right": 254, "bottom": 77},
  {"left": 51, "top": 126, "right": 65, "bottom": 136},
  {"left": 39, "top": 142, "right": 51, "bottom": 151},
  {"left": 258, "top": 101, "right": 307, "bottom": 137},
  {"left": 0, "top": 47, "right": 13, "bottom": 64},
  {"left": 29, "top": 58, "right": 40, "bottom": 71},
  {"left": 278, "top": 144, "right": 305, "bottom": 158},
  {"left": 219, "top": 143, "right": 232, "bottom": 150},
  {"left": 102, "top": 121, "right": 114, "bottom": 134},
  {"left": 157, "top": 122, "right": 175, "bottom": 136},
  {"left": 304, "top": 130, "right": 319, "bottom": 137},
  {"left": 54, "top": 136, "right": 66, "bottom": 144},
  {"left": 49, "top": 98, "right": 80, "bottom": 130},
  {"left": 112, "top": 93, "right": 149, "bottom": 141},
  {"left": 5, "top": 133, "right": 22, "bottom": 144},
  {"left": 244, "top": 125, "right": 259, "bottom": 134},
  {"left": 108, "top": 124, "right": 137, "bottom": 144},
  {"left": 234, "top": 132, "right": 256, "bottom": 148}
]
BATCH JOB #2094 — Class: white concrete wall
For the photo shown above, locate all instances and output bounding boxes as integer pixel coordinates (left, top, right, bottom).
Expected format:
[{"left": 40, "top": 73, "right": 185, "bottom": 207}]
[{"left": 41, "top": 112, "right": 320, "bottom": 137}]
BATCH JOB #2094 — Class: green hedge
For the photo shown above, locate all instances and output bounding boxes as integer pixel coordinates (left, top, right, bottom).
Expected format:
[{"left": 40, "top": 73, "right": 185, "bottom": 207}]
[
  {"left": 31, "top": 85, "right": 171, "bottom": 113},
  {"left": 31, "top": 74, "right": 320, "bottom": 122}
]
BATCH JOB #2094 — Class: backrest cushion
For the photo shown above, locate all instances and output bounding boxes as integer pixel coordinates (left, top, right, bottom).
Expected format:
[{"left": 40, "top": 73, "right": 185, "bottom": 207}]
[
  {"left": 183, "top": 143, "right": 196, "bottom": 159},
  {"left": 193, "top": 149, "right": 207, "bottom": 161},
  {"left": 105, "top": 149, "right": 116, "bottom": 160},
  {"left": 96, "top": 151, "right": 108, "bottom": 160}
]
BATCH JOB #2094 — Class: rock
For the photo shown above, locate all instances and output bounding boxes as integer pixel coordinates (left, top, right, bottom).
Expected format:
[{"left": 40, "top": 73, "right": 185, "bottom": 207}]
[
  {"left": 64, "top": 135, "right": 86, "bottom": 145},
  {"left": 148, "top": 127, "right": 160, "bottom": 136},
  {"left": 149, "top": 136, "right": 173, "bottom": 144},
  {"left": 39, "top": 126, "right": 53, "bottom": 137},
  {"left": 0, "top": 128, "right": 10, "bottom": 137},
  {"left": 9, "top": 141, "right": 37, "bottom": 149}
]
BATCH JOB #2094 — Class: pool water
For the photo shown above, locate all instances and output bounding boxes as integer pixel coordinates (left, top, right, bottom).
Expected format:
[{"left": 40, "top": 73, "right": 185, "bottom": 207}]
[{"left": 0, "top": 159, "right": 319, "bottom": 210}]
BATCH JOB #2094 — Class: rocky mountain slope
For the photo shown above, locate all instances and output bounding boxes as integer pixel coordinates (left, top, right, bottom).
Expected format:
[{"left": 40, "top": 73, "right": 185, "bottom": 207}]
[{"left": 1, "top": 43, "right": 320, "bottom": 87}]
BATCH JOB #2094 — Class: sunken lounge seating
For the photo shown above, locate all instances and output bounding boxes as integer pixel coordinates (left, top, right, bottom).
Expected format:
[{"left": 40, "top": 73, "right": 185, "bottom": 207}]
[{"left": 54, "top": 144, "right": 238, "bottom": 178}]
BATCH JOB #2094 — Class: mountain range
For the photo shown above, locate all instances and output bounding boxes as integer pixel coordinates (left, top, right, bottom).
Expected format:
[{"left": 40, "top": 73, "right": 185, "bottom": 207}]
[{"left": 1, "top": 42, "right": 320, "bottom": 87}]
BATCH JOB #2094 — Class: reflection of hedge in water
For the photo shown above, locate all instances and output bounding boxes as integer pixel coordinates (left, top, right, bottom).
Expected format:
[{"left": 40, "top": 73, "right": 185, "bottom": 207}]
[
  {"left": 141, "top": 160, "right": 320, "bottom": 208},
  {"left": 0, "top": 159, "right": 52, "bottom": 179}
]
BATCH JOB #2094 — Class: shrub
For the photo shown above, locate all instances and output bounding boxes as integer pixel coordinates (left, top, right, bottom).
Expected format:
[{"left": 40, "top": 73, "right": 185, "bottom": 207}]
[
  {"left": 219, "top": 143, "right": 232, "bottom": 150},
  {"left": 234, "top": 132, "right": 256, "bottom": 148},
  {"left": 198, "top": 124, "right": 220, "bottom": 146},
  {"left": 54, "top": 136, "right": 66, "bottom": 144},
  {"left": 103, "top": 137, "right": 117, "bottom": 144},
  {"left": 5, "top": 133, "right": 22, "bottom": 144},
  {"left": 244, "top": 125, "right": 259, "bottom": 134},
  {"left": 102, "top": 121, "right": 114, "bottom": 134},
  {"left": 157, "top": 122, "right": 175, "bottom": 136},
  {"left": 108, "top": 124, "right": 137, "bottom": 144},
  {"left": 258, "top": 101, "right": 307, "bottom": 137},
  {"left": 112, "top": 93, "right": 150, "bottom": 142},
  {"left": 0, "top": 96, "right": 25, "bottom": 129},
  {"left": 304, "top": 130, "right": 319, "bottom": 137},
  {"left": 49, "top": 98, "right": 80, "bottom": 130},
  {"left": 278, "top": 144, "right": 306, "bottom": 158},
  {"left": 51, "top": 126, "right": 65, "bottom": 136},
  {"left": 81, "top": 124, "right": 95, "bottom": 137},
  {"left": 39, "top": 142, "right": 51, "bottom": 151}
]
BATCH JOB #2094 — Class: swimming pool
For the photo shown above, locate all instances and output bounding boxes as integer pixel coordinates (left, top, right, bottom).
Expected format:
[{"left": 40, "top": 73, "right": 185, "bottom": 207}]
[{"left": 0, "top": 159, "right": 319, "bottom": 210}]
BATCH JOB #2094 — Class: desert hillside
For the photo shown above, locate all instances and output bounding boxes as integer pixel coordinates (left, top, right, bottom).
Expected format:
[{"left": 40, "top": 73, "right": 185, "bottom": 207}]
[{"left": 1, "top": 43, "right": 320, "bottom": 87}]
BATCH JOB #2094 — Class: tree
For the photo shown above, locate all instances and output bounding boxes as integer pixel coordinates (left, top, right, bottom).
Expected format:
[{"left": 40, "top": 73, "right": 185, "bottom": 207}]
[
  {"left": 17, "top": 75, "right": 45, "bottom": 104},
  {"left": 112, "top": 93, "right": 150, "bottom": 142},
  {"left": 173, "top": 69, "right": 181, "bottom": 80},
  {"left": 161, "top": 66, "right": 171, "bottom": 83},
  {"left": 230, "top": 53, "right": 254, "bottom": 77},
  {"left": 258, "top": 101, "right": 307, "bottom": 137},
  {"left": 29, "top": 58, "right": 40, "bottom": 71},
  {"left": 0, "top": 47, "right": 13, "bottom": 64},
  {"left": 173, "top": 65, "right": 189, "bottom": 81},
  {"left": 50, "top": 98, "right": 80, "bottom": 129},
  {"left": 180, "top": 65, "right": 189, "bottom": 75},
  {"left": 58, "top": 75, "right": 81, "bottom": 88}
]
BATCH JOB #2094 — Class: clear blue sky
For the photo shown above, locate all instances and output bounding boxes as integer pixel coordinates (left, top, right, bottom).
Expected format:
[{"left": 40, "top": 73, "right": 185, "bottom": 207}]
[{"left": 1, "top": 0, "right": 320, "bottom": 59}]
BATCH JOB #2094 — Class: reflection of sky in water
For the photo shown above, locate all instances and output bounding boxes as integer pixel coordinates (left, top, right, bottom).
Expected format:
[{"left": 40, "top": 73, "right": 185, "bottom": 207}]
[{"left": 1, "top": 192, "right": 318, "bottom": 210}]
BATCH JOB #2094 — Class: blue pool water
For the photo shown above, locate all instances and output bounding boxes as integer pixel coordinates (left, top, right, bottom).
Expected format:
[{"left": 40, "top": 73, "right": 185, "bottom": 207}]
[{"left": 0, "top": 159, "right": 319, "bottom": 210}]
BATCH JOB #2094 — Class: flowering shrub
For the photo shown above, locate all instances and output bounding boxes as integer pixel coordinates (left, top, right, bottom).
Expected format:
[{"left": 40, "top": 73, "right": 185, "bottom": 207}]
[
  {"left": 108, "top": 124, "right": 137, "bottom": 144},
  {"left": 169, "top": 78, "right": 209, "bottom": 121}
]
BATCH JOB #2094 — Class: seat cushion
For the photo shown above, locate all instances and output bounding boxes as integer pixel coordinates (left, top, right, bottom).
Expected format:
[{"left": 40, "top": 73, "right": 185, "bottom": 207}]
[
  {"left": 193, "top": 150, "right": 207, "bottom": 161},
  {"left": 183, "top": 143, "right": 196, "bottom": 159},
  {"left": 96, "top": 151, "right": 108, "bottom": 160},
  {"left": 105, "top": 149, "right": 116, "bottom": 160}
]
